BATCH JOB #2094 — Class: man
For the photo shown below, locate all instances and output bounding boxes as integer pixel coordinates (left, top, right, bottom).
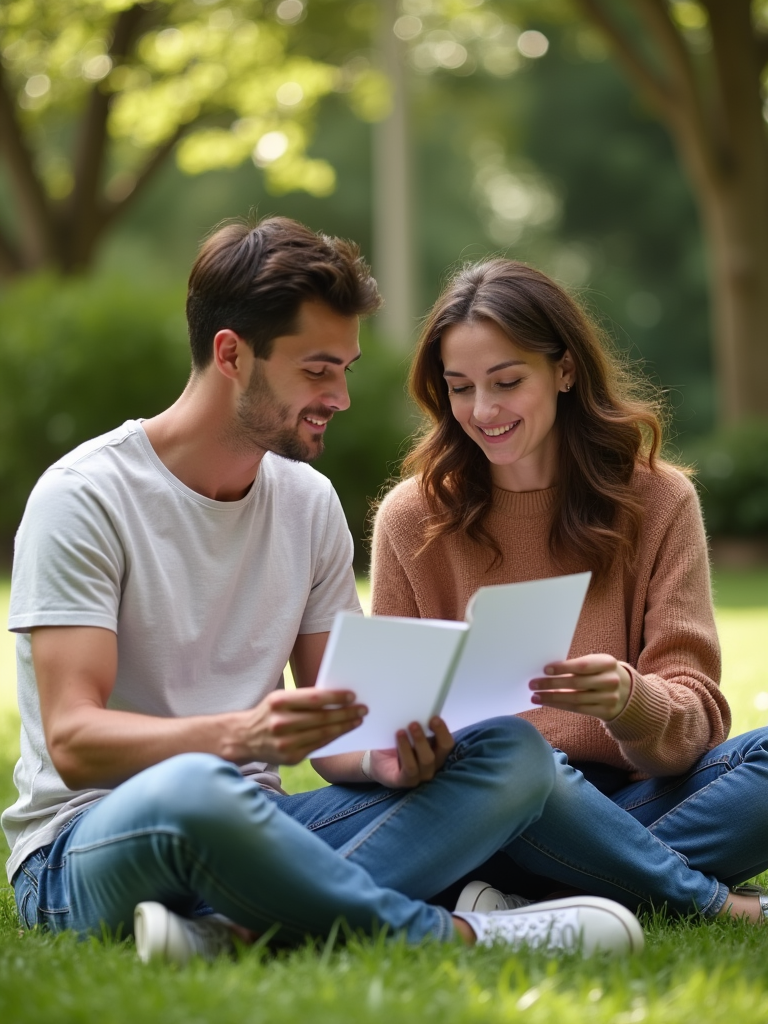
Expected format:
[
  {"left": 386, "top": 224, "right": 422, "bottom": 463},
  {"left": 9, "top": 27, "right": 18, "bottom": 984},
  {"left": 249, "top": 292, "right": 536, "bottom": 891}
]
[{"left": 3, "top": 217, "right": 641, "bottom": 961}]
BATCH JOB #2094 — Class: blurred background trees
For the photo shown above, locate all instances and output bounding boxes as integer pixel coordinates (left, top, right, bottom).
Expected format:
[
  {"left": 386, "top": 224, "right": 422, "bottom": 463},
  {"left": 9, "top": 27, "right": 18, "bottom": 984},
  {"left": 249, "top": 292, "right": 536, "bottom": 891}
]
[{"left": 1, "top": 0, "right": 766, "bottom": 568}]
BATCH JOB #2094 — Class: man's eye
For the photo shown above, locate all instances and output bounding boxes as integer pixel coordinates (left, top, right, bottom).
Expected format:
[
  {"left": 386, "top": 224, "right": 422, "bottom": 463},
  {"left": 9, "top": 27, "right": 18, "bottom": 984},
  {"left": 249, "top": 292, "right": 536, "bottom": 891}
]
[
  {"left": 344, "top": 365, "right": 354, "bottom": 375},
  {"left": 305, "top": 369, "right": 326, "bottom": 378}
]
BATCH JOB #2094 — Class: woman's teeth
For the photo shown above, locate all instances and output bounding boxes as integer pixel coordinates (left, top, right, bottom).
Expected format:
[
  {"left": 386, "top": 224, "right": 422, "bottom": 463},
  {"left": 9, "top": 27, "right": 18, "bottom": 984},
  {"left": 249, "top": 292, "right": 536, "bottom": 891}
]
[{"left": 480, "top": 421, "right": 519, "bottom": 437}]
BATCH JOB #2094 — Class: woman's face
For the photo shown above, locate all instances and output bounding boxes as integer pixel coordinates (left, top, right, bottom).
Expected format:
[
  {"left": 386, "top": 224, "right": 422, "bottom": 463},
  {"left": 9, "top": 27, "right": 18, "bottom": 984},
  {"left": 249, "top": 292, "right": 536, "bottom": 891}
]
[{"left": 440, "top": 318, "right": 573, "bottom": 491}]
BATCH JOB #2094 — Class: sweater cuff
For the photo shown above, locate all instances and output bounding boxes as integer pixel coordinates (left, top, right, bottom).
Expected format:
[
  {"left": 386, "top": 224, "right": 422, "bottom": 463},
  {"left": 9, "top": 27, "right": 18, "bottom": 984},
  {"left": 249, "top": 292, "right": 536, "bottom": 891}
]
[{"left": 605, "top": 664, "right": 669, "bottom": 743}]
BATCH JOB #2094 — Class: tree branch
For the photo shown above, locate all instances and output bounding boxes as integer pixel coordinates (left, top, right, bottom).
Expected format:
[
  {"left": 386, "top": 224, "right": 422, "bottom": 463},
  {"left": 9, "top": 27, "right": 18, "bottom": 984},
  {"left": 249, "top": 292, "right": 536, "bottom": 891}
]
[
  {"left": 572, "top": 0, "right": 674, "bottom": 114},
  {"left": 68, "top": 3, "right": 158, "bottom": 268},
  {"left": 0, "top": 64, "right": 57, "bottom": 268},
  {"left": 0, "top": 223, "right": 22, "bottom": 276},
  {"left": 91, "top": 125, "right": 188, "bottom": 250},
  {"left": 630, "top": 0, "right": 719, "bottom": 175},
  {"left": 575, "top": 0, "right": 720, "bottom": 192}
]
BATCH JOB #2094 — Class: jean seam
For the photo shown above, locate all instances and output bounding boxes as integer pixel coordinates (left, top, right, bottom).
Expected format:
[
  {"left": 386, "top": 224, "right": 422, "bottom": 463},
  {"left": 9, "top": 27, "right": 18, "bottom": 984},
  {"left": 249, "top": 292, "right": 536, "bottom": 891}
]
[
  {"left": 339, "top": 789, "right": 420, "bottom": 860},
  {"left": 303, "top": 790, "right": 398, "bottom": 831},
  {"left": 617, "top": 755, "right": 735, "bottom": 812},
  {"left": 514, "top": 832, "right": 719, "bottom": 915},
  {"left": 644, "top": 763, "right": 738, "bottom": 836}
]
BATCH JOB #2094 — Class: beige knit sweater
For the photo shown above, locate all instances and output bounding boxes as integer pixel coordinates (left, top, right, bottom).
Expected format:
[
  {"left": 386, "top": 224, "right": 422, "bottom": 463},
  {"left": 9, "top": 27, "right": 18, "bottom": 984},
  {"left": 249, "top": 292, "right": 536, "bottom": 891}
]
[{"left": 370, "top": 464, "right": 730, "bottom": 779}]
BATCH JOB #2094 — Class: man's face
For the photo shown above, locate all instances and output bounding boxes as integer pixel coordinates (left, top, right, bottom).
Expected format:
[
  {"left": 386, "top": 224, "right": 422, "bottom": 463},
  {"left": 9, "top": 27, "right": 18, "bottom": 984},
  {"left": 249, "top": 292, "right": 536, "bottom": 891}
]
[{"left": 231, "top": 300, "right": 361, "bottom": 462}]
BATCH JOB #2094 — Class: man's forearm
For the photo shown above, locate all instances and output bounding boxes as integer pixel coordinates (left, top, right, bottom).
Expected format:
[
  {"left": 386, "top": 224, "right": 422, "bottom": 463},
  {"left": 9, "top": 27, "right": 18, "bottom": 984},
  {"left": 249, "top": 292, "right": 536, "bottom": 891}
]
[{"left": 47, "top": 705, "right": 249, "bottom": 790}]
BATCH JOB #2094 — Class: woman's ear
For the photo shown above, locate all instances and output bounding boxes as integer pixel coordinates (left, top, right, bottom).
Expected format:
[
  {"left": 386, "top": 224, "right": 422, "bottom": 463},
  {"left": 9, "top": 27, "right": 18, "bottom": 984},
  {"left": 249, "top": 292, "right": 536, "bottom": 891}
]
[{"left": 559, "top": 349, "right": 576, "bottom": 391}]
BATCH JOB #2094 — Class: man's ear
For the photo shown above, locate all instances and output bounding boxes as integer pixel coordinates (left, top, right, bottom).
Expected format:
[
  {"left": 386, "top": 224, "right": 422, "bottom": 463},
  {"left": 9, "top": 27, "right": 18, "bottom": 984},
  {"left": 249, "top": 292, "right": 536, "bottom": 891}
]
[{"left": 213, "top": 330, "right": 249, "bottom": 382}]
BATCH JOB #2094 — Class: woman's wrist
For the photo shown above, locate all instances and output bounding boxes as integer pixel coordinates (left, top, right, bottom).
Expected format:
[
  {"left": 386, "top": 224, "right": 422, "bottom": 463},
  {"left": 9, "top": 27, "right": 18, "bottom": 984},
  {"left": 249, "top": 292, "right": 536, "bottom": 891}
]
[{"left": 360, "top": 749, "right": 373, "bottom": 781}]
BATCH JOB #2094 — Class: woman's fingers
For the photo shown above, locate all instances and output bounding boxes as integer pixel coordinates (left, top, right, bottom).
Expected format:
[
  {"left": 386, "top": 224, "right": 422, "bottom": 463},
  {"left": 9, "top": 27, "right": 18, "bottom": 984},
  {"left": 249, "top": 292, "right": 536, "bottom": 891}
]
[{"left": 529, "top": 670, "right": 621, "bottom": 693}]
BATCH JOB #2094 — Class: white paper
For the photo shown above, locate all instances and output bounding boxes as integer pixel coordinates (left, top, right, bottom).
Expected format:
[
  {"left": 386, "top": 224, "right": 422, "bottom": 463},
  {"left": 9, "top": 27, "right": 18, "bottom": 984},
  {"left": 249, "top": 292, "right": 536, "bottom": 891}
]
[
  {"left": 312, "top": 613, "right": 467, "bottom": 756},
  {"left": 438, "top": 572, "right": 591, "bottom": 732}
]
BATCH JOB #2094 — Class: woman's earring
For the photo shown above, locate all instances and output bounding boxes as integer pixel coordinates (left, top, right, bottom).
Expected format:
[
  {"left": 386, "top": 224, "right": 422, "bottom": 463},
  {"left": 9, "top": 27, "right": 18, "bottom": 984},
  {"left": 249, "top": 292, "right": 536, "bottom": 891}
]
[{"left": 564, "top": 382, "right": 572, "bottom": 392}]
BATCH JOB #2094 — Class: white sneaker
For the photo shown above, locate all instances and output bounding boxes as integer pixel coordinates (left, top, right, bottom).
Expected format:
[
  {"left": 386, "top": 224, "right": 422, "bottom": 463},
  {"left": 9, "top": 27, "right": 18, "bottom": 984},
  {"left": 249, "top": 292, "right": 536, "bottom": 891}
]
[
  {"left": 134, "top": 902, "right": 236, "bottom": 965},
  {"left": 455, "top": 895, "right": 644, "bottom": 956},
  {"left": 455, "top": 879, "right": 533, "bottom": 913}
]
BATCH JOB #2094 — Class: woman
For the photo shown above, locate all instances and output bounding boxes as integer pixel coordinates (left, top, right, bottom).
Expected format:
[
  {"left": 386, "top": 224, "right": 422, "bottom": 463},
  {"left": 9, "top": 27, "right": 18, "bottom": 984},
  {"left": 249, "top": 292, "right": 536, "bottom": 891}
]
[{"left": 371, "top": 259, "right": 768, "bottom": 924}]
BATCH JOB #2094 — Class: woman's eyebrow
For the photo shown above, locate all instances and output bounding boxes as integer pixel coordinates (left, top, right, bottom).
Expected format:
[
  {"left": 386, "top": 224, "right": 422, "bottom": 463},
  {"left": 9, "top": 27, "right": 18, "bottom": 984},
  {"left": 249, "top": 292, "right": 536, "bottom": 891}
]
[
  {"left": 486, "top": 360, "right": 526, "bottom": 373},
  {"left": 443, "top": 359, "right": 526, "bottom": 377}
]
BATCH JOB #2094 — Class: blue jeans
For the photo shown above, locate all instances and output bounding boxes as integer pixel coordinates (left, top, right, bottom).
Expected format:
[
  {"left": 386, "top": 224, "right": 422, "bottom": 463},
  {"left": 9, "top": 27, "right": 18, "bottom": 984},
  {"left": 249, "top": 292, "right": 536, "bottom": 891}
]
[
  {"left": 12, "top": 717, "right": 554, "bottom": 943},
  {"left": 495, "top": 728, "right": 768, "bottom": 917}
]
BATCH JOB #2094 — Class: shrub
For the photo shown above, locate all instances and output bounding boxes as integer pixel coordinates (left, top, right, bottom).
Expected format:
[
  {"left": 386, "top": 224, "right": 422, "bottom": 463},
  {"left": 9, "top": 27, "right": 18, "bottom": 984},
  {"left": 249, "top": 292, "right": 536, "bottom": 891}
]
[
  {"left": 688, "top": 420, "right": 768, "bottom": 538},
  {"left": 0, "top": 273, "right": 415, "bottom": 569},
  {"left": 0, "top": 273, "right": 190, "bottom": 560}
]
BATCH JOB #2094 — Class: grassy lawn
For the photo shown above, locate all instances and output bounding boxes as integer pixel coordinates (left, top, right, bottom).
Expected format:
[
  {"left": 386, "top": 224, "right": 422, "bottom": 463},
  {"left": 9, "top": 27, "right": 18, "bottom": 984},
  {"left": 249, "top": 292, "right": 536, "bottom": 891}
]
[{"left": 0, "top": 570, "right": 766, "bottom": 1023}]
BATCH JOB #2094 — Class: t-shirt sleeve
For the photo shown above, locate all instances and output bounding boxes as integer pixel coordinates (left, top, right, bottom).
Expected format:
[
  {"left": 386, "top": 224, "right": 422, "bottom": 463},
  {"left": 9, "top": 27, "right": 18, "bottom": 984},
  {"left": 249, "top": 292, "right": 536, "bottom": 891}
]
[
  {"left": 8, "top": 468, "right": 124, "bottom": 634},
  {"left": 298, "top": 485, "right": 361, "bottom": 634}
]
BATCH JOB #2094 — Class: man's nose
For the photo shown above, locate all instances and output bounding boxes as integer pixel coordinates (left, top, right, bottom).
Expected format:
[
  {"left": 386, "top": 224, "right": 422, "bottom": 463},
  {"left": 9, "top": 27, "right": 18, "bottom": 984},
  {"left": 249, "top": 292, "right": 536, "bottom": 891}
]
[{"left": 324, "top": 375, "right": 351, "bottom": 412}]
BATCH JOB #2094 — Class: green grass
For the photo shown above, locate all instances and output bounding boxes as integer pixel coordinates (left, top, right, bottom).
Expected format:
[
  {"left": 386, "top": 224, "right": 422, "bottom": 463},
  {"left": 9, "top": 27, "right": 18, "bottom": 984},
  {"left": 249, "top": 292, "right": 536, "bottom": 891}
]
[{"left": 1, "top": 572, "right": 767, "bottom": 1023}]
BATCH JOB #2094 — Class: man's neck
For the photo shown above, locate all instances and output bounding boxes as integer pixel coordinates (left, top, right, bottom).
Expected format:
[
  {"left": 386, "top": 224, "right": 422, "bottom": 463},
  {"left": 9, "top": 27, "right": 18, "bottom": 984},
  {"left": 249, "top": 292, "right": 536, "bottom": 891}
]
[{"left": 143, "top": 382, "right": 266, "bottom": 502}]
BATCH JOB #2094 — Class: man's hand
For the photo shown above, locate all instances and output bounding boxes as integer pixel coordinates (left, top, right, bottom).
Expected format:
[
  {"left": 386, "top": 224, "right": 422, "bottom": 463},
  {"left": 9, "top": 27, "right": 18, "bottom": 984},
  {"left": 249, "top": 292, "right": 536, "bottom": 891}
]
[
  {"left": 231, "top": 688, "right": 367, "bottom": 766},
  {"left": 529, "top": 654, "right": 632, "bottom": 722},
  {"left": 367, "top": 716, "right": 455, "bottom": 789}
]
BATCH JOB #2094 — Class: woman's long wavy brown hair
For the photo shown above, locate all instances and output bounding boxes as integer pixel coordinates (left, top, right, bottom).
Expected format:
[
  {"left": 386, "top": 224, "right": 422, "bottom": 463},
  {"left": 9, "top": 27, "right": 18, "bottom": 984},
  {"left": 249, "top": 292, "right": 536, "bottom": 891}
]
[{"left": 402, "top": 259, "right": 668, "bottom": 585}]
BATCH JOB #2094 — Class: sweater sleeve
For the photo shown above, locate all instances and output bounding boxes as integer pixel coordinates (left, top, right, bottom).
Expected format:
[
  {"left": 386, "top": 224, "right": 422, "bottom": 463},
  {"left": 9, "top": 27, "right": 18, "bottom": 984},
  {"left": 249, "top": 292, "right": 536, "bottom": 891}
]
[
  {"left": 604, "top": 479, "right": 731, "bottom": 775},
  {"left": 370, "top": 497, "right": 421, "bottom": 618}
]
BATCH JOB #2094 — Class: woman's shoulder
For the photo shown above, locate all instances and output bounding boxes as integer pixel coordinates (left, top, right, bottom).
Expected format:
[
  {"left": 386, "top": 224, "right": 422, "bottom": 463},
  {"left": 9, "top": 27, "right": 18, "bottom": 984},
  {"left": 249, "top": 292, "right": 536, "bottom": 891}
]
[
  {"left": 631, "top": 459, "right": 698, "bottom": 507},
  {"left": 376, "top": 476, "right": 429, "bottom": 525}
]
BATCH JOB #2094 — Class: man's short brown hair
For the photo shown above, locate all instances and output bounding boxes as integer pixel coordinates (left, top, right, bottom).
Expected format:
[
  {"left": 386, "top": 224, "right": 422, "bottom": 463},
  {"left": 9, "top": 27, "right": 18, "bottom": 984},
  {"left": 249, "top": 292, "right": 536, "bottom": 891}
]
[{"left": 186, "top": 217, "right": 382, "bottom": 369}]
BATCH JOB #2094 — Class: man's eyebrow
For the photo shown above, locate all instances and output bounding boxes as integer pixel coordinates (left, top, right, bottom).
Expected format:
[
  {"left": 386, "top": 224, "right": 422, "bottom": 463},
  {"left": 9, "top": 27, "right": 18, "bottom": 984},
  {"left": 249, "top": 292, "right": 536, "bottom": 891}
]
[
  {"left": 443, "top": 359, "right": 525, "bottom": 377},
  {"left": 301, "top": 351, "right": 362, "bottom": 366}
]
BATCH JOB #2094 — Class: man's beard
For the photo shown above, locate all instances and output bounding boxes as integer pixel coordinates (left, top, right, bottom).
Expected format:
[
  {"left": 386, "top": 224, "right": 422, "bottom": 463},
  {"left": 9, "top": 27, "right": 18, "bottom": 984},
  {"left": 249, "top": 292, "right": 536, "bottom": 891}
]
[{"left": 225, "top": 362, "right": 330, "bottom": 463}]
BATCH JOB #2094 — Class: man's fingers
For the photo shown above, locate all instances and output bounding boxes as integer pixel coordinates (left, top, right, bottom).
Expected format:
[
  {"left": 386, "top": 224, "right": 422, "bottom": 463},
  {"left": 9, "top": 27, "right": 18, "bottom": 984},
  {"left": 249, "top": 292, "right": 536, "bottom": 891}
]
[
  {"left": 276, "top": 716, "right": 366, "bottom": 760},
  {"left": 271, "top": 688, "right": 358, "bottom": 710},
  {"left": 271, "top": 704, "right": 367, "bottom": 736}
]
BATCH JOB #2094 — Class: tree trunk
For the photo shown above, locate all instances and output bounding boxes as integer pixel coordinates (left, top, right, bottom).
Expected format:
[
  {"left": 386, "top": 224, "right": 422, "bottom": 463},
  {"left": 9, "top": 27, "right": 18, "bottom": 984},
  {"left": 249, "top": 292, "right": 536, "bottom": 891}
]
[
  {"left": 576, "top": 0, "right": 768, "bottom": 422},
  {"left": 373, "top": 0, "right": 415, "bottom": 347}
]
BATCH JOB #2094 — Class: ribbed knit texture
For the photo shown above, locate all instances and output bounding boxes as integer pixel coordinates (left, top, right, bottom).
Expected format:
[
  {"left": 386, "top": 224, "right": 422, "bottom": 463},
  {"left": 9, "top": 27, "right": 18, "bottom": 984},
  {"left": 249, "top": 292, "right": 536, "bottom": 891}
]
[{"left": 371, "top": 464, "right": 730, "bottom": 779}]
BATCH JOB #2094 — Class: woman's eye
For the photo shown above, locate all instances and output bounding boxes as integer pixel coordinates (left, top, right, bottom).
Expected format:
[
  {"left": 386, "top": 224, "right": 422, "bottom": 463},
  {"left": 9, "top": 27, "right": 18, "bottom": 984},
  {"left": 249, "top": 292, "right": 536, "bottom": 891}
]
[
  {"left": 448, "top": 384, "right": 472, "bottom": 395},
  {"left": 496, "top": 379, "right": 522, "bottom": 390}
]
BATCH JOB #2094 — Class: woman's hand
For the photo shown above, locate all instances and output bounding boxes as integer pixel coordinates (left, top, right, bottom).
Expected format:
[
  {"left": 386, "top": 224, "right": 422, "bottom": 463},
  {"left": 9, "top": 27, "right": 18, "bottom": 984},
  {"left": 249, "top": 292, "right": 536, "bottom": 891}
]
[
  {"left": 368, "top": 717, "right": 455, "bottom": 789},
  {"left": 528, "top": 654, "right": 632, "bottom": 722}
]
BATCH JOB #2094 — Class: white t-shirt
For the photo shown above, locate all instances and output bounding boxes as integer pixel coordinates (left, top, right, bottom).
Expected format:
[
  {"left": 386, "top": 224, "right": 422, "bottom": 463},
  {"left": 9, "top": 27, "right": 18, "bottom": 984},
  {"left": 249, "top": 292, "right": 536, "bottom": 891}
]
[{"left": 3, "top": 420, "right": 361, "bottom": 881}]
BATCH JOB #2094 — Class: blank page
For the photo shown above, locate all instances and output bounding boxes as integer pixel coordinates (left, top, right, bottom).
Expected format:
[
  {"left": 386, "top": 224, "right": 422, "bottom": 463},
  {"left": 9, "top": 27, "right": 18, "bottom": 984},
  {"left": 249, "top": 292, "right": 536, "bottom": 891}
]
[
  {"left": 439, "top": 572, "right": 591, "bottom": 733},
  {"left": 313, "top": 613, "right": 467, "bottom": 756}
]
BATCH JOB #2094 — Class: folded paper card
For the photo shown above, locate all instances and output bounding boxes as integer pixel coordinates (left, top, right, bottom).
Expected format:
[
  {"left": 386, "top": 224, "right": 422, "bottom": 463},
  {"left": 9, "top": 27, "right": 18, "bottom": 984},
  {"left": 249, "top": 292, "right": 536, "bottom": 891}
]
[{"left": 312, "top": 571, "right": 591, "bottom": 757}]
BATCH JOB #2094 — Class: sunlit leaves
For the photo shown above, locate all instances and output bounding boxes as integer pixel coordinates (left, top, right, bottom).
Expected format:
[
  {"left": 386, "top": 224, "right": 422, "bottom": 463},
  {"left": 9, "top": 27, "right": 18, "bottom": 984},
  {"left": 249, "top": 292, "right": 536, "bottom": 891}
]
[{"left": 0, "top": 0, "right": 347, "bottom": 197}]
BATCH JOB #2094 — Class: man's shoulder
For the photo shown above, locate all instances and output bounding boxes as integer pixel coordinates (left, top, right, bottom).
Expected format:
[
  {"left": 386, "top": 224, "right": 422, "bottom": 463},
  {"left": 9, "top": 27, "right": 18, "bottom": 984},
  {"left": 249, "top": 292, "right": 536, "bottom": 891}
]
[{"left": 27, "top": 421, "right": 145, "bottom": 506}]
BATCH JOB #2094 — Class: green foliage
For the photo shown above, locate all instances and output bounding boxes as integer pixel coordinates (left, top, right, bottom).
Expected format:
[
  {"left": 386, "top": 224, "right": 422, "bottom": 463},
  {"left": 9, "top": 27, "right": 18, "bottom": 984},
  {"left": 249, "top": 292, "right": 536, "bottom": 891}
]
[
  {"left": 0, "top": 272, "right": 190, "bottom": 552},
  {"left": 689, "top": 421, "right": 768, "bottom": 537},
  {"left": 315, "top": 329, "right": 415, "bottom": 571},
  {"left": 0, "top": 0, "right": 387, "bottom": 202},
  {"left": 0, "top": 274, "right": 413, "bottom": 568}
]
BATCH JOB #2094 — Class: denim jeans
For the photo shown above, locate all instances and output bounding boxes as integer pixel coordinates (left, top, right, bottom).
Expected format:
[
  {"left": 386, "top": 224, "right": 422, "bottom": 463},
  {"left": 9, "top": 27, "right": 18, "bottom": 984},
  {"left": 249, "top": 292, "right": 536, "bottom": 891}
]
[
  {"left": 12, "top": 716, "right": 554, "bottom": 943},
  {"left": 492, "top": 728, "right": 768, "bottom": 917}
]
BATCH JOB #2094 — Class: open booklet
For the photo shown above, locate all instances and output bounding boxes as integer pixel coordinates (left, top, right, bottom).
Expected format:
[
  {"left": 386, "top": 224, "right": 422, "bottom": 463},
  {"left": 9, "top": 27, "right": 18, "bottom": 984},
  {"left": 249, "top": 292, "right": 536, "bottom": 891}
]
[{"left": 312, "top": 571, "right": 591, "bottom": 757}]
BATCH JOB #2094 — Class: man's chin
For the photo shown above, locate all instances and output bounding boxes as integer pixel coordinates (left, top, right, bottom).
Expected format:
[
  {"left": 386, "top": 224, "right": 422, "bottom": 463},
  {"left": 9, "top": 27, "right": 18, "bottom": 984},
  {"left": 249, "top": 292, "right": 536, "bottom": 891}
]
[{"left": 271, "top": 436, "right": 324, "bottom": 464}]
